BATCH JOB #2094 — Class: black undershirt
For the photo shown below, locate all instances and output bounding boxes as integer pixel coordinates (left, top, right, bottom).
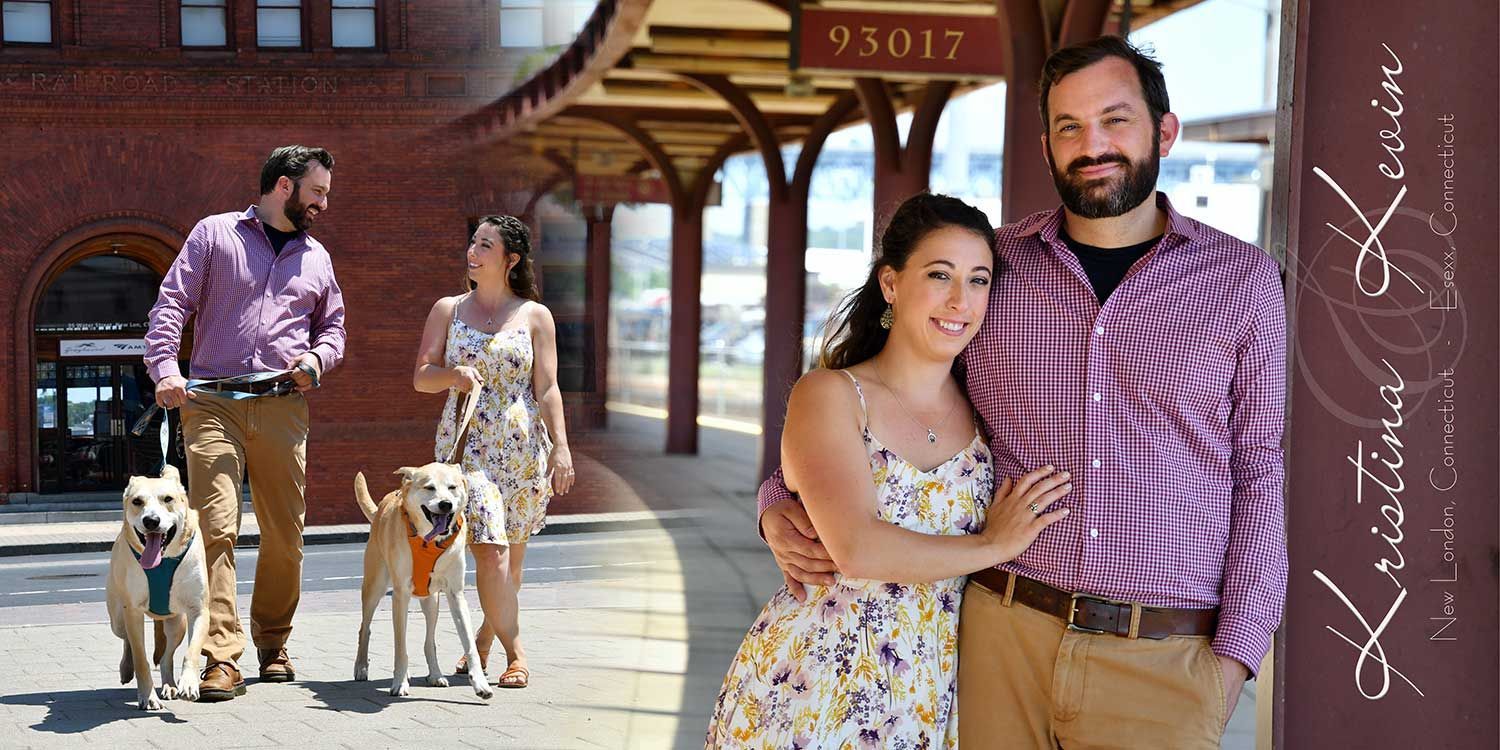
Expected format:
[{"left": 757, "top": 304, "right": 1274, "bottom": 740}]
[
  {"left": 1060, "top": 228, "right": 1162, "bottom": 305},
  {"left": 262, "top": 223, "right": 302, "bottom": 256}
]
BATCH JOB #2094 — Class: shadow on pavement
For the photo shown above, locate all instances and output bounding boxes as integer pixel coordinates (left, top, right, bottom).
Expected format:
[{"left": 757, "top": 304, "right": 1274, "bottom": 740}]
[
  {"left": 299, "top": 678, "right": 486, "bottom": 712},
  {"left": 0, "top": 687, "right": 192, "bottom": 733}
]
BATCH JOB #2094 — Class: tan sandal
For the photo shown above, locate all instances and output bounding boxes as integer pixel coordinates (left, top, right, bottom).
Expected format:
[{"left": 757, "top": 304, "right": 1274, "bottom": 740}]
[
  {"left": 454, "top": 649, "right": 490, "bottom": 675},
  {"left": 496, "top": 663, "right": 529, "bottom": 689}
]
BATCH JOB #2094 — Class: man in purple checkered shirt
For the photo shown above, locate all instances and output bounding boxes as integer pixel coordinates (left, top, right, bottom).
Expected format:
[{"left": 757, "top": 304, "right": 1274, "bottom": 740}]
[
  {"left": 758, "top": 38, "right": 1285, "bottom": 747},
  {"left": 145, "top": 145, "right": 346, "bottom": 702}
]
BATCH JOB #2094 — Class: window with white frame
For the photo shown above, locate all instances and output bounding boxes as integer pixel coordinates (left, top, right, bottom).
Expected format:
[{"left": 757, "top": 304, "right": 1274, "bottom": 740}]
[
  {"left": 499, "top": 1, "right": 595, "bottom": 49},
  {"left": 499, "top": 0, "right": 543, "bottom": 48},
  {"left": 542, "top": 0, "right": 593, "bottom": 47},
  {"left": 332, "top": 0, "right": 376, "bottom": 48},
  {"left": 181, "top": 0, "right": 228, "bottom": 47},
  {"left": 2, "top": 0, "right": 53, "bottom": 44},
  {"left": 257, "top": 0, "right": 302, "bottom": 48}
]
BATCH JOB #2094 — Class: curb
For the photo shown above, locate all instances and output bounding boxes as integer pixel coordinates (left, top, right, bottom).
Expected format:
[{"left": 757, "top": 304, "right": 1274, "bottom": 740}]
[{"left": 0, "top": 512, "right": 702, "bottom": 558}]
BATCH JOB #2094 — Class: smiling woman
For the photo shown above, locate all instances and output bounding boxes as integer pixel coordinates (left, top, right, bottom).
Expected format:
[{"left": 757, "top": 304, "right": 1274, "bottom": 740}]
[{"left": 704, "top": 193, "right": 1073, "bottom": 749}]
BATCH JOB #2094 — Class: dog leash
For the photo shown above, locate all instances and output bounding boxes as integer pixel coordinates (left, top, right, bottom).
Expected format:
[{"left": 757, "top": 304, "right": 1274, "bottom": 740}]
[
  {"left": 443, "top": 384, "right": 482, "bottom": 465},
  {"left": 130, "top": 364, "right": 319, "bottom": 475}
]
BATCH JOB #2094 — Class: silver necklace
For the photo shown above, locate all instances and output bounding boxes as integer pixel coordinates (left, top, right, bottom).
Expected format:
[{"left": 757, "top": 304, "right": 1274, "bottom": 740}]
[
  {"left": 871, "top": 361, "right": 958, "bottom": 444},
  {"left": 469, "top": 293, "right": 506, "bottom": 327}
]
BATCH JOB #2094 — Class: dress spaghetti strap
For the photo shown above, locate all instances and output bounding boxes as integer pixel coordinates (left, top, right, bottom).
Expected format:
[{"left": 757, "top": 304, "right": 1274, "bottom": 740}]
[{"left": 836, "top": 369, "right": 870, "bottom": 431}]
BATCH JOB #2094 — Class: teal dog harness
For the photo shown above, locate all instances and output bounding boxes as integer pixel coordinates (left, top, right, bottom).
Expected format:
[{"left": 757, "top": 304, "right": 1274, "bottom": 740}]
[{"left": 131, "top": 548, "right": 189, "bottom": 617}]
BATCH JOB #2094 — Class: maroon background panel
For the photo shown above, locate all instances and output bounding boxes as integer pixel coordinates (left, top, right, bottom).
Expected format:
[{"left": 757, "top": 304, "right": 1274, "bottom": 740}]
[
  {"left": 1278, "top": 0, "right": 1498, "bottom": 747},
  {"left": 794, "top": 7, "right": 1004, "bottom": 78}
]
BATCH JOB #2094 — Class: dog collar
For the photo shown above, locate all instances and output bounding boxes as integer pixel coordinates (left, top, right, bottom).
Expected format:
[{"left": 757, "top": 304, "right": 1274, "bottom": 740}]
[
  {"left": 130, "top": 547, "right": 190, "bottom": 617},
  {"left": 406, "top": 514, "right": 464, "bottom": 598}
]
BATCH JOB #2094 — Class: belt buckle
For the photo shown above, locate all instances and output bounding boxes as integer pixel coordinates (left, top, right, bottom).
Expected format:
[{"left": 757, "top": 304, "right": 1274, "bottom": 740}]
[{"left": 1066, "top": 592, "right": 1111, "bottom": 634}]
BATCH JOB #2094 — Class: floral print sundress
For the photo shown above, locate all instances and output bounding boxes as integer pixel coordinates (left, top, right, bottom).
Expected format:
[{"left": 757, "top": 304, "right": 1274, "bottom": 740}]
[
  {"left": 434, "top": 306, "right": 553, "bottom": 545},
  {"left": 706, "top": 370, "right": 993, "bottom": 749}
]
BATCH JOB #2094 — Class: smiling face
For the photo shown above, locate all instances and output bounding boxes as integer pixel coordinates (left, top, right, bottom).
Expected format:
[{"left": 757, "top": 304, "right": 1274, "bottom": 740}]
[
  {"left": 279, "top": 162, "right": 331, "bottom": 231},
  {"left": 396, "top": 463, "right": 468, "bottom": 542},
  {"left": 1042, "top": 56, "right": 1177, "bottom": 219},
  {"left": 121, "top": 466, "right": 189, "bottom": 570},
  {"left": 465, "top": 222, "right": 520, "bottom": 290},
  {"left": 878, "top": 225, "right": 994, "bottom": 360}
]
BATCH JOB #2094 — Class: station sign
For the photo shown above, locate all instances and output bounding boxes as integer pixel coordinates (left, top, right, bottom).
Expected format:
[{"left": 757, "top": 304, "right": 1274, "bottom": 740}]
[{"left": 793, "top": 5, "right": 1004, "bottom": 79}]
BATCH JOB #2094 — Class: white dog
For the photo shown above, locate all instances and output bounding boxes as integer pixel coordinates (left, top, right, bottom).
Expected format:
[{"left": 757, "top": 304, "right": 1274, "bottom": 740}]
[
  {"left": 105, "top": 465, "right": 209, "bottom": 710},
  {"left": 353, "top": 465, "right": 493, "bottom": 698}
]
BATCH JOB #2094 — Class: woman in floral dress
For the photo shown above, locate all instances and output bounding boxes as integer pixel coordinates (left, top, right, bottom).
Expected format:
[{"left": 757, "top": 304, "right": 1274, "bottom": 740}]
[
  {"left": 413, "top": 215, "right": 574, "bottom": 689},
  {"left": 706, "top": 195, "right": 1073, "bottom": 747}
]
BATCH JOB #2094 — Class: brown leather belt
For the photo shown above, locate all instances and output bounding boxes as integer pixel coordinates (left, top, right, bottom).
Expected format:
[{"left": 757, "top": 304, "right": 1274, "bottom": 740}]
[
  {"left": 201, "top": 379, "right": 296, "bottom": 396},
  {"left": 970, "top": 568, "right": 1217, "bottom": 640}
]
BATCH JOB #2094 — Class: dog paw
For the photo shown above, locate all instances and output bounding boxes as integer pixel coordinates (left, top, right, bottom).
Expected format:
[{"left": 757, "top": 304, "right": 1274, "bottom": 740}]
[
  {"left": 473, "top": 679, "right": 494, "bottom": 699},
  {"left": 426, "top": 674, "right": 449, "bottom": 688},
  {"left": 177, "top": 676, "right": 200, "bottom": 701},
  {"left": 160, "top": 684, "right": 179, "bottom": 701},
  {"left": 139, "top": 690, "right": 162, "bottom": 711},
  {"left": 389, "top": 680, "right": 410, "bottom": 697},
  {"left": 354, "top": 662, "right": 368, "bottom": 682}
]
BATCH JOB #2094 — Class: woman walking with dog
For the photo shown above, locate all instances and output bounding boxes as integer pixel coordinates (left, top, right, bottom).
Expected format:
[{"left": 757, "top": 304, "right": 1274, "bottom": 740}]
[{"left": 412, "top": 214, "right": 575, "bottom": 689}]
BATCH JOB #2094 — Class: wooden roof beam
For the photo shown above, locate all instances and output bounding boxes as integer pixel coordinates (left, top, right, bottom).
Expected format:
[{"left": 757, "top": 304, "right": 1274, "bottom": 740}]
[
  {"left": 648, "top": 25, "right": 790, "bottom": 59},
  {"left": 626, "top": 51, "right": 794, "bottom": 76}
]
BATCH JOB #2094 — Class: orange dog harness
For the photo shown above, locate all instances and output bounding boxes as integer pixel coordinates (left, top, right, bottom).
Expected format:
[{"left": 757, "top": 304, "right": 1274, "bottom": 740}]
[{"left": 405, "top": 514, "right": 464, "bottom": 597}]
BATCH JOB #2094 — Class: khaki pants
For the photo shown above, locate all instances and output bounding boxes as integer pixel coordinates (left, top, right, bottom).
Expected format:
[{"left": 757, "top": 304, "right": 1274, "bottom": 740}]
[
  {"left": 957, "top": 578, "right": 1226, "bottom": 749},
  {"left": 181, "top": 392, "right": 309, "bottom": 667}
]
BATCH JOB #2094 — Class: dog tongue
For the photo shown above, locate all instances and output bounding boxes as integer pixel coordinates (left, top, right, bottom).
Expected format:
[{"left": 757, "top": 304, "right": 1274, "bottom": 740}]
[
  {"left": 424, "top": 513, "right": 452, "bottom": 542},
  {"left": 140, "top": 532, "right": 166, "bottom": 570}
]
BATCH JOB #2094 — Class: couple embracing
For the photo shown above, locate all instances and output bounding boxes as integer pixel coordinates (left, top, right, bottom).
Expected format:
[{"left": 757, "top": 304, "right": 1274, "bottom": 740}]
[{"left": 706, "top": 37, "right": 1287, "bottom": 749}]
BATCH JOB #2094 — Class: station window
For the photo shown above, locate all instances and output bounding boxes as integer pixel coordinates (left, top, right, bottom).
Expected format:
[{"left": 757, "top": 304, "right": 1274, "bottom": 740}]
[
  {"left": 181, "top": 0, "right": 228, "bottom": 48},
  {"left": 257, "top": 0, "right": 302, "bottom": 48},
  {"left": 499, "top": 0, "right": 594, "bottom": 49},
  {"left": 2, "top": 0, "right": 53, "bottom": 44},
  {"left": 332, "top": 0, "right": 377, "bottom": 49},
  {"left": 499, "top": 0, "right": 543, "bottom": 48}
]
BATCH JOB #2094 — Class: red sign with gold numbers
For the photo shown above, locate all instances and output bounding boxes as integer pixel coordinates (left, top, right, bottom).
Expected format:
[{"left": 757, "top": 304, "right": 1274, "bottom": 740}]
[{"left": 793, "top": 6, "right": 1003, "bottom": 78}]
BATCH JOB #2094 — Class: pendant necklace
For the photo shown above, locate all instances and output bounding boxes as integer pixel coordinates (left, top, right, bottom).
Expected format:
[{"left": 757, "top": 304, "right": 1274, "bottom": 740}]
[{"left": 872, "top": 361, "right": 958, "bottom": 444}]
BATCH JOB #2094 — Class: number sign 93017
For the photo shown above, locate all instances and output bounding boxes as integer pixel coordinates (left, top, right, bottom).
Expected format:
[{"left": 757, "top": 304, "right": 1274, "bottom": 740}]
[{"left": 794, "top": 7, "right": 1004, "bottom": 78}]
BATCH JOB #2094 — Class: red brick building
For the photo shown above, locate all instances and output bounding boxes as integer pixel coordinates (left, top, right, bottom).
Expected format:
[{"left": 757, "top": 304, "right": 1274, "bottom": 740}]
[{"left": 0, "top": 1, "right": 603, "bottom": 523}]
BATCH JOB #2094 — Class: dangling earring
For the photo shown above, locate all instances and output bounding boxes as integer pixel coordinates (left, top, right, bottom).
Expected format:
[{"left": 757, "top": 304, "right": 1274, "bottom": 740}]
[{"left": 879, "top": 304, "right": 894, "bottom": 330}]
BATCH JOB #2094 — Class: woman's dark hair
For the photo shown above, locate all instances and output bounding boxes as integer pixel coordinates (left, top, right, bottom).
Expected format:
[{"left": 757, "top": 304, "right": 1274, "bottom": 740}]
[
  {"left": 1038, "top": 36, "right": 1169, "bottom": 129},
  {"left": 259, "top": 145, "right": 334, "bottom": 196},
  {"left": 468, "top": 215, "right": 541, "bottom": 302},
  {"left": 818, "top": 193, "right": 996, "bottom": 371}
]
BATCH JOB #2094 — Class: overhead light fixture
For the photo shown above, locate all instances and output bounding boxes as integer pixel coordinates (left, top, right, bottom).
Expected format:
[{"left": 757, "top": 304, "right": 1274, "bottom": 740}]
[{"left": 784, "top": 74, "right": 815, "bottom": 98}]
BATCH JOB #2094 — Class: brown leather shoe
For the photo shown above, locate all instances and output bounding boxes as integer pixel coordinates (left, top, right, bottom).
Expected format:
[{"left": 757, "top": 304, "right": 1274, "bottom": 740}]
[
  {"left": 198, "top": 662, "right": 245, "bottom": 702},
  {"left": 258, "top": 647, "right": 296, "bottom": 683}
]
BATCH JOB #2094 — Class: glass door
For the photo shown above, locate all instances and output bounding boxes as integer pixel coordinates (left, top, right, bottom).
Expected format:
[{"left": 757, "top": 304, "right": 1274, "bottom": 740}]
[
  {"left": 35, "top": 362, "right": 61, "bottom": 494},
  {"left": 45, "top": 362, "right": 182, "bottom": 492},
  {"left": 60, "top": 363, "right": 117, "bottom": 491}
]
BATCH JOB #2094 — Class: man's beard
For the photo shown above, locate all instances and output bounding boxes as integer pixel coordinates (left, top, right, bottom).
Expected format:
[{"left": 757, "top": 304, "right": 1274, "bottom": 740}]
[
  {"left": 283, "top": 183, "right": 318, "bottom": 231},
  {"left": 1049, "top": 131, "right": 1161, "bottom": 219}
]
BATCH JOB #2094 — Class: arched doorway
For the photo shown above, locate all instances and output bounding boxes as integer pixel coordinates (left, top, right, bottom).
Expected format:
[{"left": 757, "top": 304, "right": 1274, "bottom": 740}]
[{"left": 31, "top": 235, "right": 185, "bottom": 494}]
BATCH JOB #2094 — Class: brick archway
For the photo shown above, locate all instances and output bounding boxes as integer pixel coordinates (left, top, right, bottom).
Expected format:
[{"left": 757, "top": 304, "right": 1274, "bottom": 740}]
[{"left": 9, "top": 216, "right": 184, "bottom": 495}]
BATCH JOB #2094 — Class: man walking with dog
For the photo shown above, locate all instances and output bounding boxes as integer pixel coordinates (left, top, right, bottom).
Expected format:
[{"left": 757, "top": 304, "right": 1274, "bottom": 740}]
[
  {"left": 145, "top": 145, "right": 346, "bottom": 701},
  {"left": 757, "top": 37, "right": 1286, "bottom": 747}
]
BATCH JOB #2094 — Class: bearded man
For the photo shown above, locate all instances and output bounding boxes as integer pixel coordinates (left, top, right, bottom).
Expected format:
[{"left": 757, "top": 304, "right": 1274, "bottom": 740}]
[
  {"left": 757, "top": 37, "right": 1287, "bottom": 748},
  {"left": 145, "top": 145, "right": 346, "bottom": 701}
]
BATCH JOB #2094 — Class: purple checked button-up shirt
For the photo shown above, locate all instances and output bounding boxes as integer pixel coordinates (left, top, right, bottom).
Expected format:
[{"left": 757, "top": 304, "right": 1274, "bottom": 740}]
[
  {"left": 145, "top": 206, "right": 347, "bottom": 382},
  {"left": 760, "top": 194, "right": 1287, "bottom": 675}
]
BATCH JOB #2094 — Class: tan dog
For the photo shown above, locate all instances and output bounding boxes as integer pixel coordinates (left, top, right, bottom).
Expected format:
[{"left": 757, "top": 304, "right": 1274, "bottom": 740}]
[
  {"left": 353, "top": 464, "right": 492, "bottom": 698},
  {"left": 105, "top": 465, "right": 210, "bottom": 710}
]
